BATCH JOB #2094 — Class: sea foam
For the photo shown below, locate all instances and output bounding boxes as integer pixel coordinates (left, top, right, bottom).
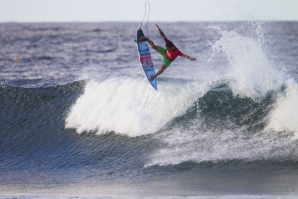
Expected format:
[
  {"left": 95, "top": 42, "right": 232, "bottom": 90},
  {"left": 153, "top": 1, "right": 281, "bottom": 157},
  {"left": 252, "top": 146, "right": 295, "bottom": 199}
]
[
  {"left": 65, "top": 78, "right": 209, "bottom": 136},
  {"left": 212, "top": 30, "right": 284, "bottom": 99},
  {"left": 266, "top": 78, "right": 298, "bottom": 135}
]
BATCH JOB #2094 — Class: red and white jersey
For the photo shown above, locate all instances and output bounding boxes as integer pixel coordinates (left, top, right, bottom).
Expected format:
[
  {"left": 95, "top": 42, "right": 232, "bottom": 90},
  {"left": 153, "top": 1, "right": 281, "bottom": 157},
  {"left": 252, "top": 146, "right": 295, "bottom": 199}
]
[{"left": 164, "top": 37, "right": 183, "bottom": 61}]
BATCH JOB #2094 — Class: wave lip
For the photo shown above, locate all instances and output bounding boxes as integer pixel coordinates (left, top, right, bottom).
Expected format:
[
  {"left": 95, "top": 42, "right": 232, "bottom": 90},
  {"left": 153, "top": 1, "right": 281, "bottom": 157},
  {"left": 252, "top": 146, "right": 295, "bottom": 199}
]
[{"left": 65, "top": 78, "right": 209, "bottom": 136}]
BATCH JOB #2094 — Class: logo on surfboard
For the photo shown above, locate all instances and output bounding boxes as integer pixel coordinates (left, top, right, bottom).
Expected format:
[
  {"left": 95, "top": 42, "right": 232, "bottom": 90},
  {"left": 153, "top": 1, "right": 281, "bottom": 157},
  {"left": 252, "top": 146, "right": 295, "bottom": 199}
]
[{"left": 140, "top": 56, "right": 153, "bottom": 68}]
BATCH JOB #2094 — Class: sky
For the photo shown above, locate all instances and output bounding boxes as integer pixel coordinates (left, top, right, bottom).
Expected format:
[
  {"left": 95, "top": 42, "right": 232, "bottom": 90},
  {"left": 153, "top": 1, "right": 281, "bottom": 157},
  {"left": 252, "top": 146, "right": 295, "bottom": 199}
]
[{"left": 0, "top": 0, "right": 298, "bottom": 23}]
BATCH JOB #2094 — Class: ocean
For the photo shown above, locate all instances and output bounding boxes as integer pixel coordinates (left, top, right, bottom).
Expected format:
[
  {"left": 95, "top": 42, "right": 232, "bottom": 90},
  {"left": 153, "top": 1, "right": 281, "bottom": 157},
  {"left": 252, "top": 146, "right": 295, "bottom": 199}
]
[{"left": 0, "top": 22, "right": 298, "bottom": 199}]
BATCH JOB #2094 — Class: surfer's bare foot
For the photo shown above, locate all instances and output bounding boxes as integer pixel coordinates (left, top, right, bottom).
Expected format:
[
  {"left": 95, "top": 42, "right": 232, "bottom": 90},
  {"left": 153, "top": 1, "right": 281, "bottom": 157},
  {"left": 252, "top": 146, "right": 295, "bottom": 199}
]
[{"left": 139, "top": 36, "right": 148, "bottom": 42}]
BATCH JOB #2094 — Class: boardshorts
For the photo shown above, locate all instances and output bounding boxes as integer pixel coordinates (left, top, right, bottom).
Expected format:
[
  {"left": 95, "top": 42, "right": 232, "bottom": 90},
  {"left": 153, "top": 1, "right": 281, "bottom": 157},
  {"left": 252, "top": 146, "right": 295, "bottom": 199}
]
[{"left": 158, "top": 46, "right": 172, "bottom": 67}]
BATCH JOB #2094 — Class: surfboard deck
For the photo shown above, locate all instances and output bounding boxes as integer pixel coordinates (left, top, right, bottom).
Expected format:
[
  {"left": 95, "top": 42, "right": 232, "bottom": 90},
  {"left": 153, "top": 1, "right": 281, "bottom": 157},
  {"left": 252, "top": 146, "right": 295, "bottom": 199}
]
[{"left": 136, "top": 28, "right": 157, "bottom": 90}]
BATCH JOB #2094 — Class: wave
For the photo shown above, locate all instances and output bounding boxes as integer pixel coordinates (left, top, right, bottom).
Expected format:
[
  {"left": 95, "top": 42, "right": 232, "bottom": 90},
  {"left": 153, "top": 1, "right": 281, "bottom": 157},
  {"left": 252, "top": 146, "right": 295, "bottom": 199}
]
[
  {"left": 145, "top": 84, "right": 298, "bottom": 166},
  {"left": 210, "top": 28, "right": 298, "bottom": 135},
  {"left": 65, "top": 77, "right": 211, "bottom": 136},
  {"left": 2, "top": 76, "right": 297, "bottom": 170},
  {"left": 2, "top": 25, "right": 298, "bottom": 169}
]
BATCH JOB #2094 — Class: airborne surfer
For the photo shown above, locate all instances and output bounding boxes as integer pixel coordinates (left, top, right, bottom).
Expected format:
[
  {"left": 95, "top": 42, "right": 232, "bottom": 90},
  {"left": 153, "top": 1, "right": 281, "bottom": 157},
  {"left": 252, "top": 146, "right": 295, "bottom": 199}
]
[{"left": 139, "top": 24, "right": 197, "bottom": 81}]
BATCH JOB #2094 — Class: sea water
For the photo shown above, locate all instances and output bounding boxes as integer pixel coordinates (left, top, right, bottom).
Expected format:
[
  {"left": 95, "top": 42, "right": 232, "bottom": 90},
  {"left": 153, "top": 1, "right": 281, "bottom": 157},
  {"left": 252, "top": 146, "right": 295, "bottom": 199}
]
[{"left": 0, "top": 22, "right": 298, "bottom": 198}]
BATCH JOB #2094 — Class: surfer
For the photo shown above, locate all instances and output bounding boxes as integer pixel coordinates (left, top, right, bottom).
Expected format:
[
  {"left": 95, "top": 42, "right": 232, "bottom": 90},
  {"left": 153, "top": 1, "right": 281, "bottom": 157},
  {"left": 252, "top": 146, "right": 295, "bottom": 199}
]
[{"left": 139, "top": 24, "right": 197, "bottom": 81}]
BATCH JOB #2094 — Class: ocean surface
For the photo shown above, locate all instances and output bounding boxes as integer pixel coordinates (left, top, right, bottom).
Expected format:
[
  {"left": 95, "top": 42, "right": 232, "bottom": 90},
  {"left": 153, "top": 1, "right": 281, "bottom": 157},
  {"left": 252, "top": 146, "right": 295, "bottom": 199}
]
[{"left": 1, "top": 22, "right": 298, "bottom": 199}]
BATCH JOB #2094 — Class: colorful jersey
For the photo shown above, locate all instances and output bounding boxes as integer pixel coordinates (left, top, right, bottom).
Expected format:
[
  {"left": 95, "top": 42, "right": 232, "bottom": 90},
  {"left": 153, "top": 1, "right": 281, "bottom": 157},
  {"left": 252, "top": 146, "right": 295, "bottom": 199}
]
[{"left": 164, "top": 37, "right": 183, "bottom": 61}]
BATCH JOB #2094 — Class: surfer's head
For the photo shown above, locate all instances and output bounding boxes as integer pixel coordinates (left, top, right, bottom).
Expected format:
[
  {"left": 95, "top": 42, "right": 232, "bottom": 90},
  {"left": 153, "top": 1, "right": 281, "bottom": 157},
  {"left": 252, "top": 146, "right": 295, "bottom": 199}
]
[{"left": 166, "top": 41, "right": 175, "bottom": 51}]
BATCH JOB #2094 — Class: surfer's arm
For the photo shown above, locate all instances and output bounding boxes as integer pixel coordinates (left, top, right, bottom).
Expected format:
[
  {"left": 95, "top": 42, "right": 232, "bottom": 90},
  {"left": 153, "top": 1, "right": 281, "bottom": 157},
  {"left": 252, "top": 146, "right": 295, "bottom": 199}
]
[
  {"left": 155, "top": 24, "right": 166, "bottom": 39},
  {"left": 182, "top": 54, "right": 197, "bottom": 61}
]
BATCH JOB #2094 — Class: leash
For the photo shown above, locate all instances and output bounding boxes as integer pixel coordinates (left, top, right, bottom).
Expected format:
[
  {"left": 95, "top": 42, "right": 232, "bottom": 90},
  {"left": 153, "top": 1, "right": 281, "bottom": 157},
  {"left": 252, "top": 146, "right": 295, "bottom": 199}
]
[{"left": 139, "top": 1, "right": 150, "bottom": 39}]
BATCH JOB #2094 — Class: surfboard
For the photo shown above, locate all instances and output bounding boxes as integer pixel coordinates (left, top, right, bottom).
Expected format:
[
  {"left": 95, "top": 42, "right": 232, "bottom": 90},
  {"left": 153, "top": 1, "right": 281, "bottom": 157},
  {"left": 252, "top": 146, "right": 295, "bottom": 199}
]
[{"left": 136, "top": 28, "right": 157, "bottom": 90}]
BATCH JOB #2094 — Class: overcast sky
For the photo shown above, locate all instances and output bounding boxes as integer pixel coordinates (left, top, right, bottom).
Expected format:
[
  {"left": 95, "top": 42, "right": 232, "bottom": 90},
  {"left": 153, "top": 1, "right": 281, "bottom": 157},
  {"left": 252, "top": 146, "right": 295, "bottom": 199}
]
[{"left": 1, "top": 0, "right": 298, "bottom": 23}]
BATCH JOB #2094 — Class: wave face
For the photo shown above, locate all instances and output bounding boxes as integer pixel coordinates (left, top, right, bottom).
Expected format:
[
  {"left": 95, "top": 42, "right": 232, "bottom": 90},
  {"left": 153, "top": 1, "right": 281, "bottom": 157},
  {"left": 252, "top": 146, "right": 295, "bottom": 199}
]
[{"left": 1, "top": 22, "right": 298, "bottom": 196}]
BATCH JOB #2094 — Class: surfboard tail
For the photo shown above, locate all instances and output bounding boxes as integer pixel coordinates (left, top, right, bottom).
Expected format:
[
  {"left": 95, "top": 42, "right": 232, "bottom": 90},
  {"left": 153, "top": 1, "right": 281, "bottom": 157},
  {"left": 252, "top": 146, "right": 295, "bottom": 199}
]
[{"left": 137, "top": 28, "right": 145, "bottom": 43}]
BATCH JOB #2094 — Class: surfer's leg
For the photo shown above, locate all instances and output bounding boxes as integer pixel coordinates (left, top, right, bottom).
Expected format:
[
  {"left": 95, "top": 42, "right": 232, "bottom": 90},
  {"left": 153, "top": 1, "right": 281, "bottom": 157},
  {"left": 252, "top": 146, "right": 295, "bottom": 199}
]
[
  {"left": 148, "top": 40, "right": 158, "bottom": 51},
  {"left": 139, "top": 36, "right": 158, "bottom": 51},
  {"left": 150, "top": 64, "right": 167, "bottom": 81}
]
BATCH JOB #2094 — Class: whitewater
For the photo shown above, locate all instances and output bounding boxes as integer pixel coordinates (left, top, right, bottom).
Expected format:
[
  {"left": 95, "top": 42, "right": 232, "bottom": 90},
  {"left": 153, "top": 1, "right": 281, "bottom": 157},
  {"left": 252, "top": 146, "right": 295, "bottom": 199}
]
[{"left": 1, "top": 22, "right": 298, "bottom": 198}]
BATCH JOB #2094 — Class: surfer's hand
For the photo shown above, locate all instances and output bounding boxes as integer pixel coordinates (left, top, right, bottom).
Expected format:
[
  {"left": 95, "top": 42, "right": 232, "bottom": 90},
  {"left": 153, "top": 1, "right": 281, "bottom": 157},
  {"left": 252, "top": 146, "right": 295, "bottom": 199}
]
[
  {"left": 155, "top": 24, "right": 160, "bottom": 29},
  {"left": 190, "top": 58, "right": 197, "bottom": 61}
]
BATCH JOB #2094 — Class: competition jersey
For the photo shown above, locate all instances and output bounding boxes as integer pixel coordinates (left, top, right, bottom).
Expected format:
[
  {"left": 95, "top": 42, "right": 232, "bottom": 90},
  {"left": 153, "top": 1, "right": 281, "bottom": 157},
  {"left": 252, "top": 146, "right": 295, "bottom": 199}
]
[{"left": 164, "top": 37, "right": 183, "bottom": 61}]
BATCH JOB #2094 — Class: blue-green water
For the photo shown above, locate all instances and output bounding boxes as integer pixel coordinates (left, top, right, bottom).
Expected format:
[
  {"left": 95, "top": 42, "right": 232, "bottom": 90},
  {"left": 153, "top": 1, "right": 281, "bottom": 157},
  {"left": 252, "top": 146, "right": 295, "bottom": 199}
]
[{"left": 1, "top": 22, "right": 298, "bottom": 198}]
